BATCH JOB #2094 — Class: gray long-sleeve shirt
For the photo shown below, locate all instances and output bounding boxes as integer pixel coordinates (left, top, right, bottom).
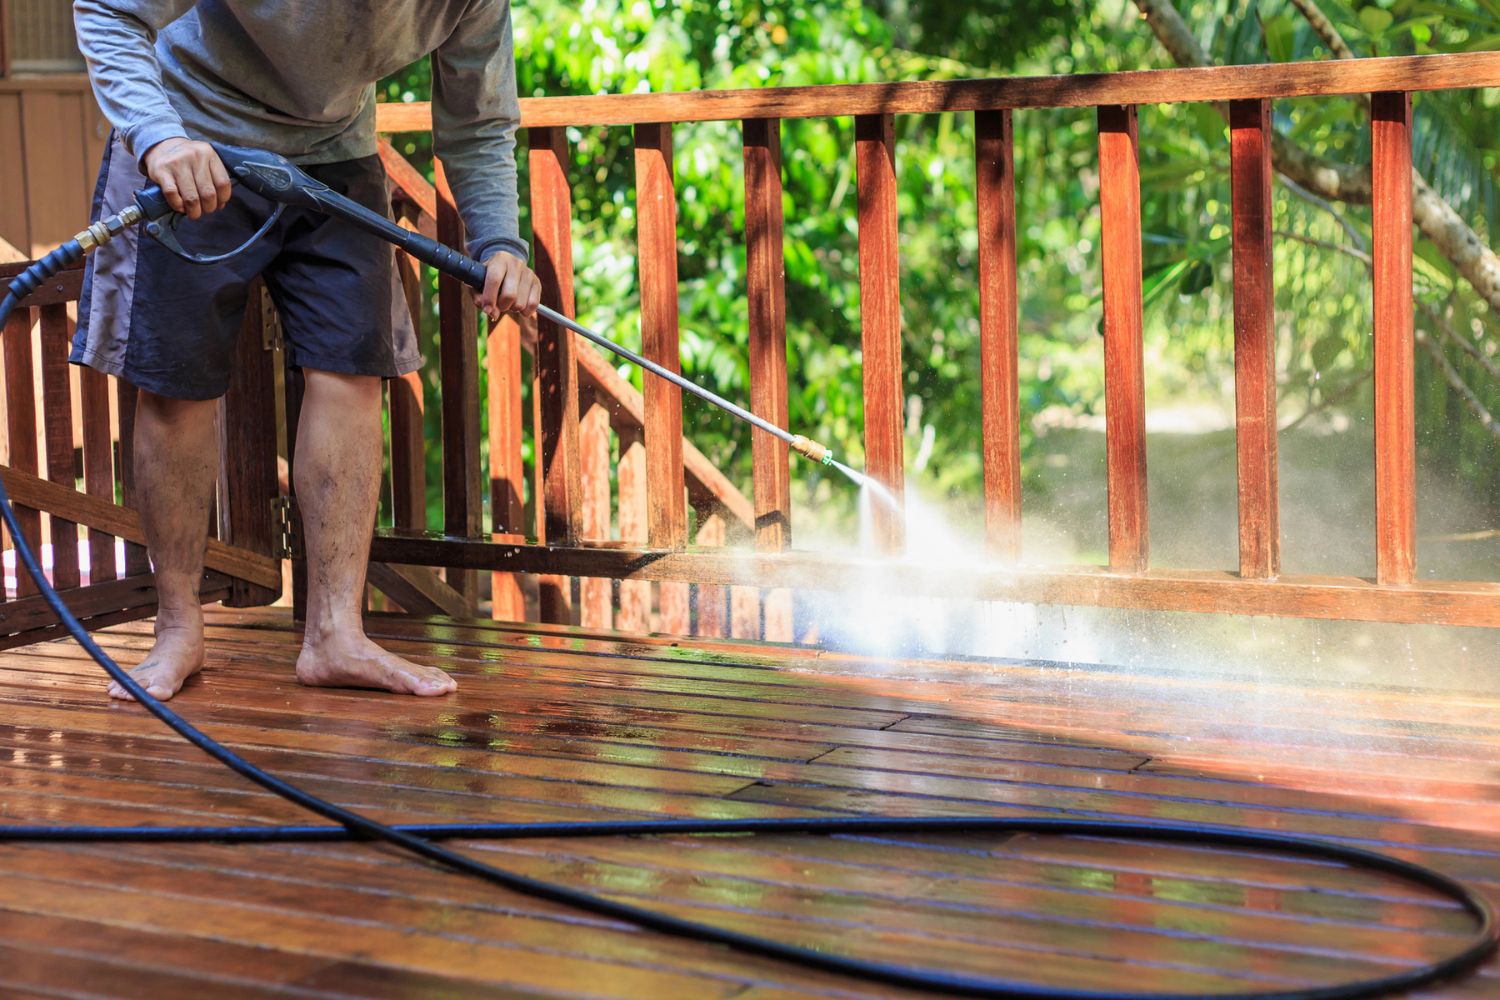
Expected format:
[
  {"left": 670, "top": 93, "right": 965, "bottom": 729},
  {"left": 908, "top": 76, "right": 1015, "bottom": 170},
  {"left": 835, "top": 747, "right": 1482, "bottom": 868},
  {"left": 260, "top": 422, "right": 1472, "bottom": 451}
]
[{"left": 72, "top": 0, "right": 526, "bottom": 262}]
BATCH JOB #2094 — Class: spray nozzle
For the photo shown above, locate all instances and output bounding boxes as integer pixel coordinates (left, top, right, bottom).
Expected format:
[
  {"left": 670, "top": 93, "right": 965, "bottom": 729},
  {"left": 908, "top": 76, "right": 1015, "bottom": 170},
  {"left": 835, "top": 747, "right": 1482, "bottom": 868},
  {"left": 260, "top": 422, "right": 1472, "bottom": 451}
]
[{"left": 790, "top": 435, "right": 833, "bottom": 466}]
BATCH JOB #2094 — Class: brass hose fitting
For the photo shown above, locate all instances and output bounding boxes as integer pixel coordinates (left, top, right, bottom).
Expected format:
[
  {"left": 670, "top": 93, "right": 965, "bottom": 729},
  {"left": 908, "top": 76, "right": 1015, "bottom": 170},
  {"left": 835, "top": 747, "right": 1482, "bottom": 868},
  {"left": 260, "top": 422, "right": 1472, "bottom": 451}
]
[
  {"left": 790, "top": 435, "right": 833, "bottom": 466},
  {"left": 74, "top": 205, "right": 144, "bottom": 254}
]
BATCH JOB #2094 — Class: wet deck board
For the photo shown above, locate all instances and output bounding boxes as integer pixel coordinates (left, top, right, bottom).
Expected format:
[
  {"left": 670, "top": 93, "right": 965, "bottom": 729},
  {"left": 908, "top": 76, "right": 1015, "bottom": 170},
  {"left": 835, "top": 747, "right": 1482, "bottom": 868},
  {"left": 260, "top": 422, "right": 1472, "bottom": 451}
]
[{"left": 0, "top": 607, "right": 1497, "bottom": 998}]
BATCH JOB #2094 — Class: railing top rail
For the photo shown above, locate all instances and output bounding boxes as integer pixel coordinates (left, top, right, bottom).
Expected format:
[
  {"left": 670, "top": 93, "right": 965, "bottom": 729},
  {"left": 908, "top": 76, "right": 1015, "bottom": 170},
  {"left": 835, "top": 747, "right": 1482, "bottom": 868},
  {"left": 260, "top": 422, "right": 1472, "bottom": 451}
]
[{"left": 377, "top": 52, "right": 1500, "bottom": 133}]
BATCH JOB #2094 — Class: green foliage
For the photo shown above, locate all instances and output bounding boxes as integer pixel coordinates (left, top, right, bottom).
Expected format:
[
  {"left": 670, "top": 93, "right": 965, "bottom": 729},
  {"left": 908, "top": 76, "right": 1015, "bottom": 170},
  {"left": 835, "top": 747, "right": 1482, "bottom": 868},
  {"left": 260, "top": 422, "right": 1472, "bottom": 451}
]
[{"left": 381, "top": 0, "right": 1500, "bottom": 537}]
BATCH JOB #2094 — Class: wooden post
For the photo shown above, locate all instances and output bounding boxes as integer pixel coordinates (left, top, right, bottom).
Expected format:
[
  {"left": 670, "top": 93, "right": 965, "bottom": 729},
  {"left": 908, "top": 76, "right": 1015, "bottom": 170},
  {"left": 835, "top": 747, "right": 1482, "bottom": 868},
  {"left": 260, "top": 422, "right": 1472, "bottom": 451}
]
[
  {"left": 218, "top": 282, "right": 282, "bottom": 606},
  {"left": 744, "top": 117, "right": 789, "bottom": 640},
  {"left": 1371, "top": 91, "right": 1416, "bottom": 586},
  {"left": 976, "top": 109, "right": 1022, "bottom": 563},
  {"left": 38, "top": 305, "right": 78, "bottom": 590},
  {"left": 529, "top": 126, "right": 582, "bottom": 623},
  {"left": 635, "top": 122, "right": 689, "bottom": 634},
  {"left": 1098, "top": 105, "right": 1149, "bottom": 574},
  {"left": 855, "top": 113, "right": 906, "bottom": 552},
  {"left": 3, "top": 307, "right": 41, "bottom": 594},
  {"left": 434, "top": 159, "right": 483, "bottom": 608},
  {"left": 1229, "top": 99, "right": 1280, "bottom": 580},
  {"left": 488, "top": 313, "right": 526, "bottom": 621}
]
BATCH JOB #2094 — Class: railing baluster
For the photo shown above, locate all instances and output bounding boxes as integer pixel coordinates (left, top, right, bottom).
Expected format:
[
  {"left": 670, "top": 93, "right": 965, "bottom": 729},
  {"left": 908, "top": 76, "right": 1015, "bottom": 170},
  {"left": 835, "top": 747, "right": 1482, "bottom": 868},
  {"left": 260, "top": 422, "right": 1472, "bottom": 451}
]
[
  {"left": 79, "top": 366, "right": 115, "bottom": 584},
  {"left": 488, "top": 313, "right": 526, "bottom": 621},
  {"left": 1098, "top": 104, "right": 1149, "bottom": 573},
  {"left": 579, "top": 390, "right": 612, "bottom": 628},
  {"left": 1229, "top": 99, "right": 1281, "bottom": 580},
  {"left": 694, "top": 511, "right": 728, "bottom": 638},
  {"left": 389, "top": 207, "right": 429, "bottom": 533},
  {"left": 113, "top": 380, "right": 148, "bottom": 577},
  {"left": 434, "top": 160, "right": 482, "bottom": 609},
  {"left": 616, "top": 425, "right": 650, "bottom": 632},
  {"left": 38, "top": 304, "right": 79, "bottom": 590},
  {"left": 387, "top": 371, "right": 426, "bottom": 530},
  {"left": 976, "top": 109, "right": 1022, "bottom": 563},
  {"left": 730, "top": 587, "right": 761, "bottom": 640},
  {"left": 635, "top": 121, "right": 689, "bottom": 634},
  {"left": 281, "top": 361, "right": 307, "bottom": 616},
  {"left": 529, "top": 125, "right": 582, "bottom": 623},
  {"left": 743, "top": 117, "right": 789, "bottom": 641},
  {"left": 4, "top": 308, "right": 41, "bottom": 594},
  {"left": 855, "top": 113, "right": 906, "bottom": 552},
  {"left": 218, "top": 282, "right": 282, "bottom": 606},
  {"left": 1371, "top": 91, "right": 1416, "bottom": 586}
]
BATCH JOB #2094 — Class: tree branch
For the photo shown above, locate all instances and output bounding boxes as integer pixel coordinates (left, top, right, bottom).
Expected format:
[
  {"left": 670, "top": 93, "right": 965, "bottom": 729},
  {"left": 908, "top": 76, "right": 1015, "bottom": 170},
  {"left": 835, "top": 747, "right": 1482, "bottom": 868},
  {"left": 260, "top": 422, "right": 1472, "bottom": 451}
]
[
  {"left": 1130, "top": 0, "right": 1369, "bottom": 200},
  {"left": 1278, "top": 178, "right": 1367, "bottom": 250},
  {"left": 1417, "top": 328, "right": 1500, "bottom": 440},
  {"left": 1279, "top": 369, "right": 1371, "bottom": 436},
  {"left": 1435, "top": 312, "right": 1500, "bottom": 385},
  {"left": 1130, "top": 0, "right": 1500, "bottom": 317},
  {"left": 1287, "top": 0, "right": 1358, "bottom": 61},
  {"left": 1276, "top": 223, "right": 1500, "bottom": 444},
  {"left": 1274, "top": 229, "right": 1371, "bottom": 266}
]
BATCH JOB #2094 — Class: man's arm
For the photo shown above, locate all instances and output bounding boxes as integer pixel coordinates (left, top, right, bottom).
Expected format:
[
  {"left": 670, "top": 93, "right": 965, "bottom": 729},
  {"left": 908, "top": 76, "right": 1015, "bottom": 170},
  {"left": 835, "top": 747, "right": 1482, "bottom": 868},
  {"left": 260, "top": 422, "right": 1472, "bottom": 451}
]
[
  {"left": 432, "top": 0, "right": 539, "bottom": 317},
  {"left": 73, "top": 1, "right": 195, "bottom": 162},
  {"left": 73, "top": 1, "right": 230, "bottom": 218}
]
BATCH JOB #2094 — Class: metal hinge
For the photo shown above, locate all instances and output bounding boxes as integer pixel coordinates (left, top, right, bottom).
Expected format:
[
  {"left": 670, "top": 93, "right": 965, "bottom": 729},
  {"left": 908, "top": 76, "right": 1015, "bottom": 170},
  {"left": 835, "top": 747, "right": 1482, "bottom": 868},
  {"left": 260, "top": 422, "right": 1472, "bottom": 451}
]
[
  {"left": 259, "top": 284, "right": 283, "bottom": 352},
  {"left": 271, "top": 496, "right": 299, "bottom": 559}
]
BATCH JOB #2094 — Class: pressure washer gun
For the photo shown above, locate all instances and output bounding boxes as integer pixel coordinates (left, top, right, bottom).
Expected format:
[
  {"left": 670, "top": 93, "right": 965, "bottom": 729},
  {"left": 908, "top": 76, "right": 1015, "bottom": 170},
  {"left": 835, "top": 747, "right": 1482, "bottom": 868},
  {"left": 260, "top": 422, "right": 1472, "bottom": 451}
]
[{"left": 80, "top": 143, "right": 835, "bottom": 469}]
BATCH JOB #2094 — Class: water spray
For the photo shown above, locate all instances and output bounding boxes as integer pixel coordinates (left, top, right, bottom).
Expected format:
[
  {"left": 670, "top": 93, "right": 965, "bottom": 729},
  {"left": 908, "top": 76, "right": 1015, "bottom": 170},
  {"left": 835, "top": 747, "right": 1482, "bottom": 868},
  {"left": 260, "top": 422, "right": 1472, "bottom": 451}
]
[{"left": 0, "top": 143, "right": 1493, "bottom": 998}]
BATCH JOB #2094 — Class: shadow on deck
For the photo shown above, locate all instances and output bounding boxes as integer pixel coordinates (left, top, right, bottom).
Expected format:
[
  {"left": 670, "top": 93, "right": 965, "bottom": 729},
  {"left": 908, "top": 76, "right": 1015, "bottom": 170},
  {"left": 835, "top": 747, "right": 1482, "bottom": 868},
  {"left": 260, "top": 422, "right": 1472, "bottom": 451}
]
[{"left": 1, "top": 606, "right": 1497, "bottom": 998}]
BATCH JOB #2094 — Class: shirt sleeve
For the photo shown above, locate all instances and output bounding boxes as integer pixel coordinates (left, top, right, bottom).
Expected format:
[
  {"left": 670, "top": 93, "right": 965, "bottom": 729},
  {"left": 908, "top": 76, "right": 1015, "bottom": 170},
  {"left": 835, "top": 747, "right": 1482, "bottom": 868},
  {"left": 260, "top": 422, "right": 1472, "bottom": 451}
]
[
  {"left": 431, "top": 0, "right": 528, "bottom": 263},
  {"left": 72, "top": 1, "right": 197, "bottom": 165}
]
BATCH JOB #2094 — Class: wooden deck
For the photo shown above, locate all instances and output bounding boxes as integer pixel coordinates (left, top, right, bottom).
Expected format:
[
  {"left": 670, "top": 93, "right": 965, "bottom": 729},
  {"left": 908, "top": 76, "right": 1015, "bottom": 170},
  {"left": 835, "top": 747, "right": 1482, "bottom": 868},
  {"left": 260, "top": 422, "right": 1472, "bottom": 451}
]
[{"left": 0, "top": 607, "right": 1497, "bottom": 998}]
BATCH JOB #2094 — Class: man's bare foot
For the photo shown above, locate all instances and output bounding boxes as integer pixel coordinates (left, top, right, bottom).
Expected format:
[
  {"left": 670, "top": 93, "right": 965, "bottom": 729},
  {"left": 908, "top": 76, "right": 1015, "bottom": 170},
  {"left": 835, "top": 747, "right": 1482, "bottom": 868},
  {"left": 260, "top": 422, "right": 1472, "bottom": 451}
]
[
  {"left": 296, "top": 631, "right": 457, "bottom": 696},
  {"left": 108, "top": 614, "right": 205, "bottom": 702}
]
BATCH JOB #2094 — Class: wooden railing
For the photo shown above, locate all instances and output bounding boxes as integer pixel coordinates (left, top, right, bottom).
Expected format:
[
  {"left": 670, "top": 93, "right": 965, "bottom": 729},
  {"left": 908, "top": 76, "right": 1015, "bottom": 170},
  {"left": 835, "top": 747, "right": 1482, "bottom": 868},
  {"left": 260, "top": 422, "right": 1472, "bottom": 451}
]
[
  {"left": 368, "top": 52, "right": 1500, "bottom": 633},
  {"left": 369, "top": 138, "right": 761, "bottom": 635},
  {"left": 0, "top": 261, "right": 282, "bottom": 647},
  {"left": 5, "top": 53, "right": 1500, "bottom": 651}
]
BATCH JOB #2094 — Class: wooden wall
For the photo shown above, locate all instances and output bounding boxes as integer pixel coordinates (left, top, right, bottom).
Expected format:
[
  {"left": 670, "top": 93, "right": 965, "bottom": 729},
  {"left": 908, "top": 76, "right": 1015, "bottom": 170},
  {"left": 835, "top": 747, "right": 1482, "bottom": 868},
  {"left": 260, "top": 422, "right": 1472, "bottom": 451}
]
[{"left": 0, "top": 76, "right": 108, "bottom": 260}]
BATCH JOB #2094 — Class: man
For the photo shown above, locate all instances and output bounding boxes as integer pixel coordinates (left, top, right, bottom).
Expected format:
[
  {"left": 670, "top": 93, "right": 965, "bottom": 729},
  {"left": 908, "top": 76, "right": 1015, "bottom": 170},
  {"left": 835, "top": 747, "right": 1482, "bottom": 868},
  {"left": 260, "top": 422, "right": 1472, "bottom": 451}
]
[{"left": 71, "top": 1, "right": 540, "bottom": 701}]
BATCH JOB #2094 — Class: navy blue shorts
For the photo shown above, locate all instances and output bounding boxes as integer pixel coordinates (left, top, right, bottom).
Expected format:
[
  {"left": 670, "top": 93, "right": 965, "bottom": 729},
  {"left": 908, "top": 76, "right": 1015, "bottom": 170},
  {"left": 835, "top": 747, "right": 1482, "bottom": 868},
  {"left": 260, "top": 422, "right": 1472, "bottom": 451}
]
[{"left": 72, "top": 134, "right": 421, "bottom": 400}]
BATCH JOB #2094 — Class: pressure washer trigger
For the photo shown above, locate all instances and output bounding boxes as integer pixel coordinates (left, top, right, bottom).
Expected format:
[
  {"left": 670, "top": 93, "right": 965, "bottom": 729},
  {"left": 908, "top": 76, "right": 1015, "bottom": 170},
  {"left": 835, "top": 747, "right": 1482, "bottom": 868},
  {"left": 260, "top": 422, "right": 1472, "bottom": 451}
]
[
  {"left": 142, "top": 214, "right": 190, "bottom": 258},
  {"left": 139, "top": 200, "right": 288, "bottom": 267}
]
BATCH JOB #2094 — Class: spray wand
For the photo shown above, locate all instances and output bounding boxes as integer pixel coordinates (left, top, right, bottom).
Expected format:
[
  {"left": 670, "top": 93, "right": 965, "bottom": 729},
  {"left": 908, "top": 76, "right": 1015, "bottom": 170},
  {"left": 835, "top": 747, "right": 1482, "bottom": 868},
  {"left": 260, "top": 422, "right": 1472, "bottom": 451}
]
[{"left": 113, "top": 144, "right": 838, "bottom": 472}]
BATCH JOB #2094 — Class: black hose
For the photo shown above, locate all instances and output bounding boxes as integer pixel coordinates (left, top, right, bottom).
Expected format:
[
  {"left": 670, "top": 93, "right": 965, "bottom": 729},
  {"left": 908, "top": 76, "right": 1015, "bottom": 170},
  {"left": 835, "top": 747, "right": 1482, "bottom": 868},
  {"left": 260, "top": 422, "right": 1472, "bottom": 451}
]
[{"left": 2, "top": 248, "right": 1495, "bottom": 1000}]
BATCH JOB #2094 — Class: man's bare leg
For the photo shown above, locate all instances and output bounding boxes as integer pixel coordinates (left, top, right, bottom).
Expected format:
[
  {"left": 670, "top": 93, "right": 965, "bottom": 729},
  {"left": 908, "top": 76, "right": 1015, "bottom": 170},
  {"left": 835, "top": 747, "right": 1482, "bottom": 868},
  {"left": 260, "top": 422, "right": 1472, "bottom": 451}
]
[
  {"left": 292, "top": 369, "right": 456, "bottom": 696},
  {"left": 109, "top": 391, "right": 218, "bottom": 701}
]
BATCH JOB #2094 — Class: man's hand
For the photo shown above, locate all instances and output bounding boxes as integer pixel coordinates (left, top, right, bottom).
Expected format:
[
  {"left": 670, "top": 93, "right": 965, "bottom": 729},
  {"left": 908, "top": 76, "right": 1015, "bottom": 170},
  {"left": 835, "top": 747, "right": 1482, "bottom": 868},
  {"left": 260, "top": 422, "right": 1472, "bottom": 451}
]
[
  {"left": 474, "top": 251, "right": 541, "bottom": 322},
  {"left": 143, "top": 138, "right": 232, "bottom": 220}
]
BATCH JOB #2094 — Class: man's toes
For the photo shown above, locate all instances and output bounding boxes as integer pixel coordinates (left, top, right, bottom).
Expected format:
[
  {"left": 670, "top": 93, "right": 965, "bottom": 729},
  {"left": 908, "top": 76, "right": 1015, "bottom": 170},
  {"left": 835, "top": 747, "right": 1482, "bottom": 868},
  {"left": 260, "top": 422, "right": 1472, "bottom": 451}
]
[
  {"left": 405, "top": 667, "right": 456, "bottom": 696},
  {"left": 411, "top": 675, "right": 456, "bottom": 696}
]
